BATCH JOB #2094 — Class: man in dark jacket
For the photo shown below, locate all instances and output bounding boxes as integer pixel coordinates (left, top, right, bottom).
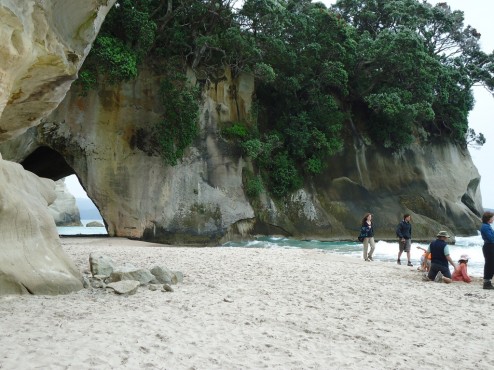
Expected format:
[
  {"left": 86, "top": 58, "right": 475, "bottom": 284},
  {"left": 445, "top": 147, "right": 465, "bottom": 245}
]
[
  {"left": 396, "top": 214, "right": 413, "bottom": 266},
  {"left": 426, "top": 230, "right": 456, "bottom": 282}
]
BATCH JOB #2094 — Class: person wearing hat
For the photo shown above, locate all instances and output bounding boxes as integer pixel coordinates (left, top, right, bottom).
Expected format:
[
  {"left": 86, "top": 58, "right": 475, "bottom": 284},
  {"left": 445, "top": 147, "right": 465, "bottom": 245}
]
[
  {"left": 425, "top": 231, "right": 456, "bottom": 282},
  {"left": 451, "top": 254, "right": 472, "bottom": 283}
]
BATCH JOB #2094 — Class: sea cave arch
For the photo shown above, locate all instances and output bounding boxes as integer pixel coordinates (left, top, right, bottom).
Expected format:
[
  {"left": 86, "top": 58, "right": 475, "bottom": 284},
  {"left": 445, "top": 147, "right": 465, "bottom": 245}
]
[
  {"left": 20, "top": 146, "right": 106, "bottom": 230},
  {"left": 21, "top": 146, "right": 73, "bottom": 181}
]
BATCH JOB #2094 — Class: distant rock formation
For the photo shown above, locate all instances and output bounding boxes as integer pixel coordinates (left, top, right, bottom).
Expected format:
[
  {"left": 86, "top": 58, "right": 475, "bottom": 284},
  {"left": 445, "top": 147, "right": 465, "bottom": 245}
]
[
  {"left": 49, "top": 179, "right": 82, "bottom": 226},
  {"left": 0, "top": 0, "right": 116, "bottom": 295},
  {"left": 86, "top": 221, "right": 104, "bottom": 227},
  {"left": 0, "top": 68, "right": 483, "bottom": 244}
]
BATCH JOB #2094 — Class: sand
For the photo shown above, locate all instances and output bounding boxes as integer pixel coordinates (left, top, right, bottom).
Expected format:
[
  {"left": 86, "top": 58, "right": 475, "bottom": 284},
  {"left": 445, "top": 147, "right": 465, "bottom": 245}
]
[{"left": 0, "top": 237, "right": 492, "bottom": 370}]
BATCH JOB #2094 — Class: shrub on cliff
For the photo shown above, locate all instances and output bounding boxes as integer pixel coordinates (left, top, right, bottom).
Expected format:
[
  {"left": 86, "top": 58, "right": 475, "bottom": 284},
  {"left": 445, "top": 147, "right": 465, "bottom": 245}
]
[{"left": 77, "top": 0, "right": 493, "bottom": 197}]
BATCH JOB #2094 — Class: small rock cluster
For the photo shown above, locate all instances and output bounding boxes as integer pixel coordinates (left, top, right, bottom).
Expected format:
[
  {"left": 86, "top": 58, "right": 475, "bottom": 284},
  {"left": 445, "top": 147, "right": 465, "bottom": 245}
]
[{"left": 83, "top": 253, "right": 183, "bottom": 296}]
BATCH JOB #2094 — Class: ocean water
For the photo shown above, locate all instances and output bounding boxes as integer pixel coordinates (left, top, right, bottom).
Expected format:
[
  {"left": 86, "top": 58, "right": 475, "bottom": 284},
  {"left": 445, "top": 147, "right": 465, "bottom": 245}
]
[
  {"left": 57, "top": 219, "right": 107, "bottom": 236},
  {"left": 223, "top": 234, "right": 487, "bottom": 277}
]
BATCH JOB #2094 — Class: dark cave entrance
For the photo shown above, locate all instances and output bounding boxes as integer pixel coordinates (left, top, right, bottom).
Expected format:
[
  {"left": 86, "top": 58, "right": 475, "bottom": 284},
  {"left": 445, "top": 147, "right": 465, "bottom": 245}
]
[{"left": 20, "top": 146, "right": 107, "bottom": 234}]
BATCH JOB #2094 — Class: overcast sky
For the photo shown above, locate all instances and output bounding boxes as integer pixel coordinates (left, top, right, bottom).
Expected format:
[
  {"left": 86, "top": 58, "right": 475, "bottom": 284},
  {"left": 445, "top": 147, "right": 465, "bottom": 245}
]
[{"left": 67, "top": 1, "right": 494, "bottom": 207}]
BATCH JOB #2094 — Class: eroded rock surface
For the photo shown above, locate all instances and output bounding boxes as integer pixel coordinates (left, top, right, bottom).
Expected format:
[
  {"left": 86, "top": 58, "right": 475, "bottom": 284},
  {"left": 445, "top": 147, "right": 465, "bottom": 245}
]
[
  {"left": 49, "top": 179, "right": 82, "bottom": 226},
  {"left": 0, "top": 154, "right": 83, "bottom": 294},
  {"left": 0, "top": 0, "right": 116, "bottom": 140},
  {"left": 1, "top": 68, "right": 482, "bottom": 244},
  {"left": 0, "top": 0, "right": 116, "bottom": 295}
]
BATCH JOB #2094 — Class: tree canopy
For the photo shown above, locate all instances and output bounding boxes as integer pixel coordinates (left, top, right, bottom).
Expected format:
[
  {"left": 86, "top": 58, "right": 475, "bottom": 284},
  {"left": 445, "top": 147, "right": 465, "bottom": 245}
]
[{"left": 79, "top": 0, "right": 494, "bottom": 196}]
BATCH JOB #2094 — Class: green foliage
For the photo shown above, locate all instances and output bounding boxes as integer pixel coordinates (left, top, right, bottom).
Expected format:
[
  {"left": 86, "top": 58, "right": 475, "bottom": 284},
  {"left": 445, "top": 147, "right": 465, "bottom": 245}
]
[
  {"left": 269, "top": 152, "right": 303, "bottom": 198},
  {"left": 115, "top": 0, "right": 157, "bottom": 61},
  {"left": 241, "top": 139, "right": 262, "bottom": 159},
  {"left": 79, "top": 0, "right": 493, "bottom": 196},
  {"left": 93, "top": 36, "right": 138, "bottom": 82},
  {"left": 78, "top": 0, "right": 157, "bottom": 86},
  {"left": 305, "top": 157, "right": 323, "bottom": 175},
  {"left": 255, "top": 133, "right": 283, "bottom": 168},
  {"left": 77, "top": 70, "right": 97, "bottom": 96},
  {"left": 253, "top": 63, "right": 276, "bottom": 83},
  {"left": 155, "top": 74, "right": 200, "bottom": 166},
  {"left": 334, "top": 0, "right": 493, "bottom": 148},
  {"left": 245, "top": 175, "right": 264, "bottom": 197},
  {"left": 242, "top": 2, "right": 353, "bottom": 195},
  {"left": 221, "top": 123, "right": 249, "bottom": 139}
]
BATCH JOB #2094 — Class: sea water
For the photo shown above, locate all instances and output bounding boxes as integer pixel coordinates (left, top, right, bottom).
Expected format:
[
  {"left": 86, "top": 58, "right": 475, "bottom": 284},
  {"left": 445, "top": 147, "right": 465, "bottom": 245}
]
[
  {"left": 223, "top": 234, "right": 486, "bottom": 277},
  {"left": 57, "top": 219, "right": 107, "bottom": 236}
]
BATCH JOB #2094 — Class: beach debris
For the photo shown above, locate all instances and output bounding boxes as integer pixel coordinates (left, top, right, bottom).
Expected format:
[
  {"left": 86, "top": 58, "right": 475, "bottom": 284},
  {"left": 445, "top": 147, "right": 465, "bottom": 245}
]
[{"left": 86, "top": 253, "right": 184, "bottom": 295}]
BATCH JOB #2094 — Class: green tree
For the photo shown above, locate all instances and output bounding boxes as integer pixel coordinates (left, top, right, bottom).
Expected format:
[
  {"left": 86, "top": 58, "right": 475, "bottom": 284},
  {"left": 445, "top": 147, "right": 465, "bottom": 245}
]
[
  {"left": 155, "top": 73, "right": 200, "bottom": 166},
  {"left": 79, "top": 0, "right": 157, "bottom": 87},
  {"left": 333, "top": 0, "right": 493, "bottom": 150},
  {"left": 238, "top": 1, "right": 353, "bottom": 194},
  {"left": 78, "top": 0, "right": 492, "bottom": 196}
]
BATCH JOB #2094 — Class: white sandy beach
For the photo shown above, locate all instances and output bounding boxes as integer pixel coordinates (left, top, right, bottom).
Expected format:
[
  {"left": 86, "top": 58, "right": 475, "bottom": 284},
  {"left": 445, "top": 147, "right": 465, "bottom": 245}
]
[{"left": 0, "top": 237, "right": 492, "bottom": 370}]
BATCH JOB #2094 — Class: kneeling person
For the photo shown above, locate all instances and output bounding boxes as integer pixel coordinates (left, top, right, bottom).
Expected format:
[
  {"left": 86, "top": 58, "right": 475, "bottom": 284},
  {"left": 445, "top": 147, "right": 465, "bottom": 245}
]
[{"left": 426, "top": 231, "right": 456, "bottom": 283}]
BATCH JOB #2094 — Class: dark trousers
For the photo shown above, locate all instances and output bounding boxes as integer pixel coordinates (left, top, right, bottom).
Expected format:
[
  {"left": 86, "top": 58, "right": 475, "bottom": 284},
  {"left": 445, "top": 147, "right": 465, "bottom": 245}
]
[
  {"left": 428, "top": 262, "right": 451, "bottom": 280},
  {"left": 483, "top": 243, "right": 494, "bottom": 280}
]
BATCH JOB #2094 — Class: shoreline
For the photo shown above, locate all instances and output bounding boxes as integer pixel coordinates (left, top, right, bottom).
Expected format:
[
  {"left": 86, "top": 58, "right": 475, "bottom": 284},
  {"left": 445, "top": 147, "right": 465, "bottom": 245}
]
[{"left": 0, "top": 237, "right": 491, "bottom": 369}]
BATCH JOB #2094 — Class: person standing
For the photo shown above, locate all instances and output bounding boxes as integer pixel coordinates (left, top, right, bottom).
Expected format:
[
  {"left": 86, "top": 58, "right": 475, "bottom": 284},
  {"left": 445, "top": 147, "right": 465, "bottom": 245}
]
[
  {"left": 426, "top": 231, "right": 456, "bottom": 282},
  {"left": 396, "top": 214, "right": 413, "bottom": 266},
  {"left": 480, "top": 211, "right": 494, "bottom": 290},
  {"left": 360, "top": 213, "right": 375, "bottom": 261}
]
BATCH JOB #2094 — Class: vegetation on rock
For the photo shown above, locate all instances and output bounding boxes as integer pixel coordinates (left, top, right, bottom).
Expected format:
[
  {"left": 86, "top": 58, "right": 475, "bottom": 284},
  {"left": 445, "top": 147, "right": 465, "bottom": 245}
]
[{"left": 79, "top": 0, "right": 493, "bottom": 196}]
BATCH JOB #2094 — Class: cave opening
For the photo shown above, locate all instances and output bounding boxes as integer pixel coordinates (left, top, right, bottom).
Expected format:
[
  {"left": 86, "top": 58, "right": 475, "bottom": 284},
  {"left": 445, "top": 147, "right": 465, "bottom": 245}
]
[{"left": 20, "top": 146, "right": 107, "bottom": 235}]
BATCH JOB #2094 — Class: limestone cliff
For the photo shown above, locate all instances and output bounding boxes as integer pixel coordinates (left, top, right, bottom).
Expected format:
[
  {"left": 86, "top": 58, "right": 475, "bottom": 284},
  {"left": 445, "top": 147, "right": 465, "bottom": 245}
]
[
  {"left": 1, "top": 68, "right": 483, "bottom": 244},
  {"left": 0, "top": 0, "right": 116, "bottom": 294},
  {"left": 0, "top": 153, "right": 83, "bottom": 294},
  {"left": 0, "top": 0, "right": 116, "bottom": 140}
]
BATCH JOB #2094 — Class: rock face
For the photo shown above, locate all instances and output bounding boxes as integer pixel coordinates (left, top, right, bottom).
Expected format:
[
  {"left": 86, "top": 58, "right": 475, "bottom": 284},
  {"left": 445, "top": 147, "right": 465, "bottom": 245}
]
[
  {"left": 0, "top": 0, "right": 116, "bottom": 140},
  {"left": 0, "top": 154, "right": 83, "bottom": 294},
  {"left": 0, "top": 68, "right": 483, "bottom": 244},
  {"left": 49, "top": 179, "right": 82, "bottom": 226},
  {"left": 0, "top": 0, "right": 116, "bottom": 295}
]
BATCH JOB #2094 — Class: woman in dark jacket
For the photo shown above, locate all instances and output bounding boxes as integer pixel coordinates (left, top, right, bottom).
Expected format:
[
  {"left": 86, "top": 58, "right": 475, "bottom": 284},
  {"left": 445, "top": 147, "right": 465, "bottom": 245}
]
[
  {"left": 360, "top": 213, "right": 375, "bottom": 261},
  {"left": 480, "top": 211, "right": 494, "bottom": 289}
]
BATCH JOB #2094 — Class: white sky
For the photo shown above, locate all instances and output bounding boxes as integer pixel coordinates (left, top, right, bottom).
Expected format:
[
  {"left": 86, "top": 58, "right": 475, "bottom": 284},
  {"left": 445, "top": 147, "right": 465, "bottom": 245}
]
[
  {"left": 66, "top": 1, "right": 494, "bottom": 207},
  {"left": 65, "top": 174, "right": 88, "bottom": 198}
]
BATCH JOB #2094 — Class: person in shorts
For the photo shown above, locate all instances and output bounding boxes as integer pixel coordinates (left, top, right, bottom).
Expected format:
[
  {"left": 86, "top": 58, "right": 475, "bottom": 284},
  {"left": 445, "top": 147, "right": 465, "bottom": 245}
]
[{"left": 396, "top": 214, "right": 413, "bottom": 266}]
